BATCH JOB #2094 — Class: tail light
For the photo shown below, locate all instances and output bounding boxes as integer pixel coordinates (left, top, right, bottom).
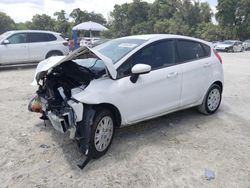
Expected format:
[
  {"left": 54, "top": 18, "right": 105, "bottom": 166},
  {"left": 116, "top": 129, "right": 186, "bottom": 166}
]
[
  {"left": 63, "top": 41, "right": 68, "bottom": 46},
  {"left": 213, "top": 49, "right": 222, "bottom": 64}
]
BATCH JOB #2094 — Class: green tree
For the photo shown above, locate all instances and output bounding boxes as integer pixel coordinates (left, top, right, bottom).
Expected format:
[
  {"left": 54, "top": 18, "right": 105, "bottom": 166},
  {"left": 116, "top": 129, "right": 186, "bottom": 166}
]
[
  {"left": 109, "top": 0, "right": 151, "bottom": 37},
  {"left": 30, "top": 14, "right": 55, "bottom": 31},
  {"left": 216, "top": 0, "right": 250, "bottom": 39},
  {"left": 70, "top": 8, "right": 106, "bottom": 25},
  {"left": 54, "top": 10, "right": 70, "bottom": 34},
  {"left": 0, "top": 12, "right": 16, "bottom": 34}
]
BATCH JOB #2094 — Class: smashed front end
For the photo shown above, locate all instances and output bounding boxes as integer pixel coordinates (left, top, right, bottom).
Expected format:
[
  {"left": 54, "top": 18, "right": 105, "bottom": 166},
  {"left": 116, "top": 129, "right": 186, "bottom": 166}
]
[{"left": 28, "top": 47, "right": 107, "bottom": 155}]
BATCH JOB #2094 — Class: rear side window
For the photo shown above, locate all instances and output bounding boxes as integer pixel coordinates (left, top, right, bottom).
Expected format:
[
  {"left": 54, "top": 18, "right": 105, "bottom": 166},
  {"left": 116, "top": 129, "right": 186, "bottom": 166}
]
[
  {"left": 202, "top": 44, "right": 211, "bottom": 56},
  {"left": 177, "top": 40, "right": 206, "bottom": 62},
  {"left": 27, "top": 33, "right": 57, "bottom": 43}
]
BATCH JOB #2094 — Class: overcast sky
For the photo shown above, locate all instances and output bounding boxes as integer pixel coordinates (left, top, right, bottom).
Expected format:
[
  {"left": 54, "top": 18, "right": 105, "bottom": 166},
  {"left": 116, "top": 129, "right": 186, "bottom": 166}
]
[{"left": 0, "top": 0, "right": 218, "bottom": 23}]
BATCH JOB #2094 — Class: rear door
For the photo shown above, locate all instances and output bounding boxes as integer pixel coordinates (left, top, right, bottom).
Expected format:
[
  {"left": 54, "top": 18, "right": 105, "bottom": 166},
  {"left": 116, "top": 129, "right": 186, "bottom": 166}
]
[
  {"left": 177, "top": 39, "right": 212, "bottom": 106},
  {"left": 0, "top": 33, "right": 29, "bottom": 64},
  {"left": 27, "top": 32, "right": 57, "bottom": 61}
]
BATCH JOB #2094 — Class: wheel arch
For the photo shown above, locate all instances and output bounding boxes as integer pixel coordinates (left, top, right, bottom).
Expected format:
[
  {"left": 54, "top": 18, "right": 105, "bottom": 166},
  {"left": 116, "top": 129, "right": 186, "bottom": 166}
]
[
  {"left": 45, "top": 50, "right": 63, "bottom": 59},
  {"left": 93, "top": 103, "right": 122, "bottom": 128},
  {"left": 212, "top": 80, "right": 223, "bottom": 92}
]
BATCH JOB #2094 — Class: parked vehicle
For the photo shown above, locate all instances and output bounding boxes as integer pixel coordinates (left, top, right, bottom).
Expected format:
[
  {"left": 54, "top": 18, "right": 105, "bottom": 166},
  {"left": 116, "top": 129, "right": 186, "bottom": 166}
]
[
  {"left": 0, "top": 30, "right": 69, "bottom": 65},
  {"left": 211, "top": 41, "right": 221, "bottom": 48},
  {"left": 243, "top": 40, "right": 250, "bottom": 51},
  {"left": 80, "top": 37, "right": 100, "bottom": 47},
  {"left": 29, "top": 34, "right": 224, "bottom": 161},
  {"left": 214, "top": 40, "right": 244, "bottom": 52}
]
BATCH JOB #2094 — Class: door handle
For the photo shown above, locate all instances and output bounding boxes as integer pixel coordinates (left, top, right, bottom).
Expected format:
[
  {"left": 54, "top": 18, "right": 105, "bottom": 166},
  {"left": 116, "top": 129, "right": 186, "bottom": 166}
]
[{"left": 167, "top": 72, "right": 178, "bottom": 78}]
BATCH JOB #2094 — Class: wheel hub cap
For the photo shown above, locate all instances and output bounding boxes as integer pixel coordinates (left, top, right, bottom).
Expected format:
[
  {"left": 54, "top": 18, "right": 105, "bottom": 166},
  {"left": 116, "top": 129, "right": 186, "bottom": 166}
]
[
  {"left": 207, "top": 88, "right": 221, "bottom": 111},
  {"left": 94, "top": 116, "right": 113, "bottom": 152}
]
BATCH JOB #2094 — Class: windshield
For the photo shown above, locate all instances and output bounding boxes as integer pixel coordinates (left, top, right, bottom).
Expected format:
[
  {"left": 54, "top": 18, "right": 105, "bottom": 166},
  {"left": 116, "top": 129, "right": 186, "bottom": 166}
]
[
  {"left": 93, "top": 38, "right": 146, "bottom": 63},
  {"left": 0, "top": 31, "right": 12, "bottom": 41},
  {"left": 223, "top": 41, "right": 234, "bottom": 45}
]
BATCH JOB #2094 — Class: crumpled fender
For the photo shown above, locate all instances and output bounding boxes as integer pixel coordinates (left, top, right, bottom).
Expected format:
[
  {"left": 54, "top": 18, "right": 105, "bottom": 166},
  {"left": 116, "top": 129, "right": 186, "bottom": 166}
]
[{"left": 76, "top": 105, "right": 96, "bottom": 155}]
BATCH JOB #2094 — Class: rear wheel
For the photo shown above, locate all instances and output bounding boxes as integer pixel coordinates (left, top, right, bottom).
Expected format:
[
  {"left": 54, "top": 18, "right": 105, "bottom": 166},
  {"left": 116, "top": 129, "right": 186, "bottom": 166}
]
[
  {"left": 90, "top": 109, "right": 115, "bottom": 158},
  {"left": 198, "top": 84, "right": 222, "bottom": 115}
]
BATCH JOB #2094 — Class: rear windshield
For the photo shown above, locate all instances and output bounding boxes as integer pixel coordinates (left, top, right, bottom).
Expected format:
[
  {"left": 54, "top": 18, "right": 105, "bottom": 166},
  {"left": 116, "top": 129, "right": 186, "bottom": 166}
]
[{"left": 94, "top": 38, "right": 146, "bottom": 63}]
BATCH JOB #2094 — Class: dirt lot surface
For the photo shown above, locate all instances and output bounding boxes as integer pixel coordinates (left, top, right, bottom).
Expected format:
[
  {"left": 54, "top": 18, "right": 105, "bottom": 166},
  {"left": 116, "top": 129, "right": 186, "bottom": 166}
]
[{"left": 0, "top": 52, "right": 250, "bottom": 188}]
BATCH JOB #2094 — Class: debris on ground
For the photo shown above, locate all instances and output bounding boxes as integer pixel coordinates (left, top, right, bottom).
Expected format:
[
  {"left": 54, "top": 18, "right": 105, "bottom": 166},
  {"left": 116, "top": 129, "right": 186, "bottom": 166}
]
[
  {"left": 39, "top": 144, "right": 50, "bottom": 149},
  {"left": 205, "top": 168, "right": 215, "bottom": 181}
]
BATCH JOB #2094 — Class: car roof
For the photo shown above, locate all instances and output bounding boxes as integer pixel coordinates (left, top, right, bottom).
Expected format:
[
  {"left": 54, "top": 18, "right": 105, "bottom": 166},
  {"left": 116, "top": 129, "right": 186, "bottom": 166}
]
[
  {"left": 7, "top": 30, "right": 60, "bottom": 35},
  {"left": 224, "top": 40, "right": 241, "bottom": 42},
  {"left": 119, "top": 34, "right": 211, "bottom": 45}
]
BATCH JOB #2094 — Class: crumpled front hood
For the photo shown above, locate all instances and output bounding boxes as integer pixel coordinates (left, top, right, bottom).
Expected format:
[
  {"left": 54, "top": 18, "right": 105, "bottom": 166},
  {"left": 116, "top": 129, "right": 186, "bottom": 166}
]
[
  {"left": 31, "top": 56, "right": 65, "bottom": 85},
  {"left": 32, "top": 46, "right": 117, "bottom": 85}
]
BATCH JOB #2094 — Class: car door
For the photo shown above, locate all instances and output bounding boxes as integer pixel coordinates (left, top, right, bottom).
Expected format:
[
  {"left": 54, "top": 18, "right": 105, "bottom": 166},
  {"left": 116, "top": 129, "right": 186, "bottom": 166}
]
[
  {"left": 176, "top": 39, "right": 211, "bottom": 106},
  {"left": 27, "top": 32, "right": 52, "bottom": 61},
  {"left": 233, "top": 42, "right": 240, "bottom": 52},
  {"left": 0, "top": 33, "right": 29, "bottom": 64},
  {"left": 116, "top": 40, "right": 182, "bottom": 123}
]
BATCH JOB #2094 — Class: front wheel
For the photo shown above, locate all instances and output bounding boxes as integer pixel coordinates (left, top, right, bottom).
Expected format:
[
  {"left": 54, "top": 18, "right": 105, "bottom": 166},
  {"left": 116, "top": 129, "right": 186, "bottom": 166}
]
[
  {"left": 198, "top": 84, "right": 222, "bottom": 115},
  {"left": 90, "top": 109, "right": 115, "bottom": 158}
]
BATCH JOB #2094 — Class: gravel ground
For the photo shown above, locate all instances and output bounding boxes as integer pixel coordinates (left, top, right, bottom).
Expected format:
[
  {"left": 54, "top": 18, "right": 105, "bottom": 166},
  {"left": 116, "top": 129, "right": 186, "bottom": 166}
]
[{"left": 0, "top": 52, "right": 250, "bottom": 188}]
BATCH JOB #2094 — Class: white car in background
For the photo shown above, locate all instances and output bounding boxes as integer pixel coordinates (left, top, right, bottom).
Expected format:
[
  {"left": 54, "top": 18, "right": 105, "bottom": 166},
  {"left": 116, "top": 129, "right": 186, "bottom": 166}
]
[
  {"left": 29, "top": 34, "right": 224, "bottom": 161},
  {"left": 80, "top": 37, "right": 100, "bottom": 47},
  {"left": 243, "top": 39, "right": 250, "bottom": 51},
  {"left": 214, "top": 40, "right": 244, "bottom": 52},
  {"left": 0, "top": 30, "right": 69, "bottom": 65}
]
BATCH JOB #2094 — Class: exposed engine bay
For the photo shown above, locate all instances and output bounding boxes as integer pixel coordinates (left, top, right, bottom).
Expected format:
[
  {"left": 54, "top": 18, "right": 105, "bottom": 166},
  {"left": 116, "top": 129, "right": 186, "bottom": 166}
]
[
  {"left": 37, "top": 59, "right": 105, "bottom": 112},
  {"left": 29, "top": 48, "right": 107, "bottom": 156},
  {"left": 29, "top": 46, "right": 117, "bottom": 169}
]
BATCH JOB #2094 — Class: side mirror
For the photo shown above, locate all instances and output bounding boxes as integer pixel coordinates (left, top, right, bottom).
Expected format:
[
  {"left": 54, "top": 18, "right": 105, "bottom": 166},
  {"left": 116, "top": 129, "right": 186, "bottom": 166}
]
[
  {"left": 130, "top": 64, "right": 151, "bottom": 83},
  {"left": 2, "top": 40, "right": 10, "bottom": 45}
]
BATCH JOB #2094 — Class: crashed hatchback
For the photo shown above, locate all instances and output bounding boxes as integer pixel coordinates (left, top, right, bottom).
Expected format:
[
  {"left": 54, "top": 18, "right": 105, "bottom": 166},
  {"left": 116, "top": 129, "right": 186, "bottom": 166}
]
[{"left": 29, "top": 34, "right": 224, "bottom": 163}]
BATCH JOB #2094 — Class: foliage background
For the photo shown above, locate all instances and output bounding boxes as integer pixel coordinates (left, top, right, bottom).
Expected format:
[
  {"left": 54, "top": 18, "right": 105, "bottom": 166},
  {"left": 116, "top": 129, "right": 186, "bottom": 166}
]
[{"left": 0, "top": 0, "right": 249, "bottom": 41}]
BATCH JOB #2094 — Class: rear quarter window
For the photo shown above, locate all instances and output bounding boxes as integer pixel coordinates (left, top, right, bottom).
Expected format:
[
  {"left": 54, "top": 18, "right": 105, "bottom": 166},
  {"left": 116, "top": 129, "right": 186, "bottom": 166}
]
[
  {"left": 177, "top": 40, "right": 207, "bottom": 63},
  {"left": 202, "top": 43, "right": 211, "bottom": 57}
]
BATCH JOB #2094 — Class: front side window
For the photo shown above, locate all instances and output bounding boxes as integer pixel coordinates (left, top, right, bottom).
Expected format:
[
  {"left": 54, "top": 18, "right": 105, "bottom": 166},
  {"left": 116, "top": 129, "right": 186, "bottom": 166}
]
[
  {"left": 7, "top": 33, "right": 27, "bottom": 44},
  {"left": 177, "top": 40, "right": 205, "bottom": 62},
  {"left": 118, "top": 40, "right": 175, "bottom": 78}
]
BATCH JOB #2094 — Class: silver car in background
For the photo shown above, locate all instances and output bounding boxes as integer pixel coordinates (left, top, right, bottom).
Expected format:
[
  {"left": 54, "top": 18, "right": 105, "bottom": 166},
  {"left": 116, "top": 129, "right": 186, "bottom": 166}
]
[
  {"left": 243, "top": 40, "right": 250, "bottom": 51},
  {"left": 214, "top": 40, "right": 244, "bottom": 52}
]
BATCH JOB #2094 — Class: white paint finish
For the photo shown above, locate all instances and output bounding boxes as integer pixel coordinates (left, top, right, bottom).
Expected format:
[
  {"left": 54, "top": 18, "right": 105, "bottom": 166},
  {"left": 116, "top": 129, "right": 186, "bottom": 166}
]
[
  {"left": 73, "top": 65, "right": 182, "bottom": 125},
  {"left": 67, "top": 100, "right": 84, "bottom": 122},
  {"left": 0, "top": 30, "right": 69, "bottom": 65},
  {"left": 33, "top": 34, "right": 224, "bottom": 126},
  {"left": 131, "top": 64, "right": 151, "bottom": 74},
  {"left": 179, "top": 58, "right": 212, "bottom": 106},
  {"left": 0, "top": 43, "right": 29, "bottom": 63}
]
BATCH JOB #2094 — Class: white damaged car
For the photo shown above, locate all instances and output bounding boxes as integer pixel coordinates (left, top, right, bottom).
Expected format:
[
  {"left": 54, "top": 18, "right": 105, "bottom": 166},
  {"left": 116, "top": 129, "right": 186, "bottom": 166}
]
[{"left": 29, "top": 34, "right": 224, "bottom": 163}]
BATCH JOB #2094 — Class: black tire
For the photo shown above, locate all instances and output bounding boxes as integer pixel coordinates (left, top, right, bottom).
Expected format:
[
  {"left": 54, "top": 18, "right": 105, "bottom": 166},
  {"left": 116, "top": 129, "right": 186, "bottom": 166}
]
[
  {"left": 228, "top": 48, "right": 234, "bottom": 53},
  {"left": 90, "top": 109, "right": 115, "bottom": 159},
  {"left": 45, "top": 51, "right": 63, "bottom": 59},
  {"left": 198, "top": 84, "right": 222, "bottom": 115}
]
